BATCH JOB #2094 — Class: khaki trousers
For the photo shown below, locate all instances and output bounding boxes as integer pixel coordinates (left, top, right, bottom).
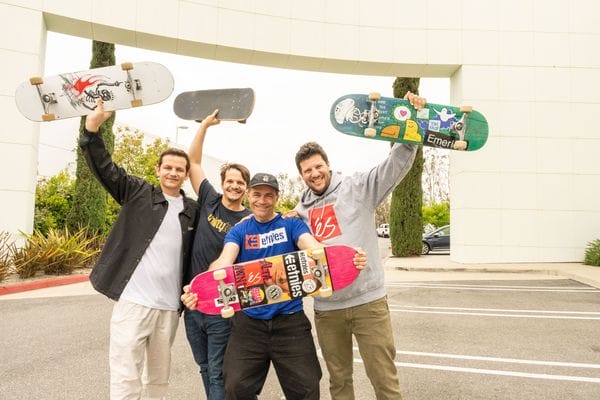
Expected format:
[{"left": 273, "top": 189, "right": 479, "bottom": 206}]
[
  {"left": 109, "top": 299, "right": 179, "bottom": 400},
  {"left": 315, "top": 296, "right": 402, "bottom": 400}
]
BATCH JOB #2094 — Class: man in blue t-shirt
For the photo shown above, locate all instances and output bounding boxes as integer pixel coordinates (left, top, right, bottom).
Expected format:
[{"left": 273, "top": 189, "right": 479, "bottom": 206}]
[
  {"left": 184, "top": 110, "right": 252, "bottom": 400},
  {"left": 211, "top": 172, "right": 323, "bottom": 400}
]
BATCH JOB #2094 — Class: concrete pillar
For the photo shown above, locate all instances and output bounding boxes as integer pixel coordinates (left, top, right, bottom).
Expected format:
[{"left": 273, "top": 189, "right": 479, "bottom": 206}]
[{"left": 0, "top": 2, "right": 46, "bottom": 242}]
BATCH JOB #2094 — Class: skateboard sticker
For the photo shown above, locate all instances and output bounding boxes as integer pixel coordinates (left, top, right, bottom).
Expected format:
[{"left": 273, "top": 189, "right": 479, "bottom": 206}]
[
  {"left": 381, "top": 125, "right": 400, "bottom": 139},
  {"left": 417, "top": 108, "right": 430, "bottom": 120},
  {"left": 428, "top": 119, "right": 442, "bottom": 132},
  {"left": 239, "top": 285, "right": 267, "bottom": 307},
  {"left": 214, "top": 291, "right": 240, "bottom": 307},
  {"left": 393, "top": 105, "right": 411, "bottom": 121},
  {"left": 434, "top": 107, "right": 456, "bottom": 122},
  {"left": 302, "top": 279, "right": 318, "bottom": 293},
  {"left": 424, "top": 131, "right": 464, "bottom": 150},
  {"left": 402, "top": 120, "right": 422, "bottom": 142},
  {"left": 59, "top": 73, "right": 132, "bottom": 111}
]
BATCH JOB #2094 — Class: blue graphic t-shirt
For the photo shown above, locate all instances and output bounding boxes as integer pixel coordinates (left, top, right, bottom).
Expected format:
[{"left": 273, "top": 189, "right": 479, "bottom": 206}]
[{"left": 224, "top": 214, "right": 311, "bottom": 319}]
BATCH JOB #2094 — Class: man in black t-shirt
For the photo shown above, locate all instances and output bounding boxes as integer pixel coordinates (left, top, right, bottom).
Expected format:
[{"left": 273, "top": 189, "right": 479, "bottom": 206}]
[{"left": 183, "top": 110, "right": 251, "bottom": 400}]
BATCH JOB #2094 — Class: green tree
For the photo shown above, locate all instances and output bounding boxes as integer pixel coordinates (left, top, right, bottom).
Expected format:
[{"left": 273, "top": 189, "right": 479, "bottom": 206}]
[
  {"left": 106, "top": 125, "right": 171, "bottom": 226},
  {"left": 112, "top": 125, "right": 171, "bottom": 185},
  {"left": 422, "top": 202, "right": 450, "bottom": 228},
  {"left": 389, "top": 77, "right": 424, "bottom": 256},
  {"left": 67, "top": 41, "right": 116, "bottom": 234},
  {"left": 275, "top": 172, "right": 304, "bottom": 213},
  {"left": 34, "top": 170, "right": 75, "bottom": 234}
]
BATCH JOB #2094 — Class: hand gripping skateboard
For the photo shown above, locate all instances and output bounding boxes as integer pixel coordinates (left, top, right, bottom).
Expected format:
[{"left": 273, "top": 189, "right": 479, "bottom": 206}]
[
  {"left": 173, "top": 88, "right": 255, "bottom": 123},
  {"left": 190, "top": 245, "right": 359, "bottom": 318},
  {"left": 330, "top": 92, "right": 488, "bottom": 151},
  {"left": 15, "top": 62, "right": 174, "bottom": 122}
]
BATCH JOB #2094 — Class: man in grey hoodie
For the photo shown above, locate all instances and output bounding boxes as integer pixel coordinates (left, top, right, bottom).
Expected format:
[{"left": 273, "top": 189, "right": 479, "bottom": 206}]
[{"left": 293, "top": 91, "right": 425, "bottom": 399}]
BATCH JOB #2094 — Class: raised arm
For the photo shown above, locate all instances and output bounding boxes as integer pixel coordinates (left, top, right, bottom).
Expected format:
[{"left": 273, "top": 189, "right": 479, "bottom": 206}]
[
  {"left": 188, "top": 109, "right": 220, "bottom": 194},
  {"left": 81, "top": 100, "right": 143, "bottom": 204},
  {"left": 208, "top": 242, "right": 240, "bottom": 270}
]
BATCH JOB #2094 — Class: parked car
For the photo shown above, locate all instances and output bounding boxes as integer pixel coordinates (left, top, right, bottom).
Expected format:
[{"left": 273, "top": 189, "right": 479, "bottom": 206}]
[
  {"left": 376, "top": 223, "right": 389, "bottom": 238},
  {"left": 422, "top": 225, "right": 450, "bottom": 254}
]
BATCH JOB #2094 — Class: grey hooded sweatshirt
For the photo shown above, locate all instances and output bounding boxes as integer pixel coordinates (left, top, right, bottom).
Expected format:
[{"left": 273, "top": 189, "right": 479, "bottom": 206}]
[{"left": 295, "top": 143, "right": 417, "bottom": 311}]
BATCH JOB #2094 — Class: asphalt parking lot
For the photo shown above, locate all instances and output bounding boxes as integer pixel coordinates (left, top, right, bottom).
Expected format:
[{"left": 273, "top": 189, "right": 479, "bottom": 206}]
[{"left": 1, "top": 245, "right": 599, "bottom": 399}]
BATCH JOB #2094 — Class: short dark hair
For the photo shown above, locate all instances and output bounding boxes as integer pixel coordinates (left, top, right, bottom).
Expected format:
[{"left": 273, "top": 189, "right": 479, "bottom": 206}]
[
  {"left": 220, "top": 163, "right": 251, "bottom": 185},
  {"left": 295, "top": 142, "right": 329, "bottom": 172},
  {"left": 158, "top": 148, "right": 190, "bottom": 172}
]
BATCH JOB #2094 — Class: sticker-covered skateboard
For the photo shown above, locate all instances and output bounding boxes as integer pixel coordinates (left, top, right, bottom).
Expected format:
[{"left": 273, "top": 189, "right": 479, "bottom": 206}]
[
  {"left": 190, "top": 245, "right": 359, "bottom": 318},
  {"left": 15, "top": 61, "right": 173, "bottom": 122},
  {"left": 173, "top": 88, "right": 255, "bottom": 122},
  {"left": 330, "top": 93, "right": 488, "bottom": 151}
]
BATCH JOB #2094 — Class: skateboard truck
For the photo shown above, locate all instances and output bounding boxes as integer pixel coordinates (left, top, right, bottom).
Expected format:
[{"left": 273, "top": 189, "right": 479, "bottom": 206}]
[
  {"left": 309, "top": 249, "right": 333, "bottom": 297},
  {"left": 364, "top": 92, "right": 381, "bottom": 138},
  {"left": 212, "top": 269, "right": 235, "bottom": 318},
  {"left": 450, "top": 106, "right": 472, "bottom": 151},
  {"left": 121, "top": 62, "right": 143, "bottom": 108},
  {"left": 29, "top": 77, "right": 57, "bottom": 121}
]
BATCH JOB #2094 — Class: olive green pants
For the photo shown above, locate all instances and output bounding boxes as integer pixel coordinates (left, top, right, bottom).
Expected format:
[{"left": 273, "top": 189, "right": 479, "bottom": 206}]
[{"left": 315, "top": 297, "right": 402, "bottom": 400}]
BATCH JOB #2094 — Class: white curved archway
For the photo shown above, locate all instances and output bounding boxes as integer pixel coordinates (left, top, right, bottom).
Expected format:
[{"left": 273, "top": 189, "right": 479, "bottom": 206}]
[{"left": 2, "top": 0, "right": 600, "bottom": 262}]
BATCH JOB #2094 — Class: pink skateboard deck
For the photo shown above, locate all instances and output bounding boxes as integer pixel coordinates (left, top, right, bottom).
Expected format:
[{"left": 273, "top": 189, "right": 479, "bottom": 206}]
[{"left": 190, "top": 245, "right": 359, "bottom": 317}]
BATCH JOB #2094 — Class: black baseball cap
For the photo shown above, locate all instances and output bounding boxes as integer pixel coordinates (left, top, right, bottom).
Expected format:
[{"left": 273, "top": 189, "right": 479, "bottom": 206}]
[{"left": 249, "top": 173, "right": 279, "bottom": 192}]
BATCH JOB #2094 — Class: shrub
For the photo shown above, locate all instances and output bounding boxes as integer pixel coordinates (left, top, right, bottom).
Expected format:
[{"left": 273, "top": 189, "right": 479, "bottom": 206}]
[
  {"left": 12, "top": 228, "right": 101, "bottom": 278},
  {"left": 34, "top": 170, "right": 75, "bottom": 235},
  {"left": 0, "top": 231, "right": 16, "bottom": 282},
  {"left": 584, "top": 239, "right": 600, "bottom": 267}
]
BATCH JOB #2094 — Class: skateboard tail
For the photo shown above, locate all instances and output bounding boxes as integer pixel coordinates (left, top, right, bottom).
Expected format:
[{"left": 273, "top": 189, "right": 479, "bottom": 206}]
[{"left": 324, "top": 245, "right": 359, "bottom": 291}]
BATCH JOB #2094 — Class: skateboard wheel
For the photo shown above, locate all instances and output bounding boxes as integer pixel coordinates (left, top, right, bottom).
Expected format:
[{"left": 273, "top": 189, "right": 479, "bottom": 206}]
[
  {"left": 310, "top": 248, "right": 324, "bottom": 259},
  {"left": 42, "top": 113, "right": 56, "bottom": 122},
  {"left": 364, "top": 128, "right": 376, "bottom": 137},
  {"left": 319, "top": 287, "right": 333, "bottom": 298},
  {"left": 453, "top": 140, "right": 468, "bottom": 151},
  {"left": 131, "top": 99, "right": 143, "bottom": 107},
  {"left": 29, "top": 76, "right": 44, "bottom": 85},
  {"left": 221, "top": 306, "right": 234, "bottom": 318},
  {"left": 460, "top": 105, "right": 472, "bottom": 113},
  {"left": 368, "top": 92, "right": 381, "bottom": 101},
  {"left": 213, "top": 269, "right": 226, "bottom": 281},
  {"left": 121, "top": 62, "right": 134, "bottom": 71}
]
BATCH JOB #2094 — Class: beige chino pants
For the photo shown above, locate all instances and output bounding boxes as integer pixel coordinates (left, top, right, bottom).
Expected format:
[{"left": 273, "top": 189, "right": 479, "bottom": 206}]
[{"left": 109, "top": 299, "right": 179, "bottom": 400}]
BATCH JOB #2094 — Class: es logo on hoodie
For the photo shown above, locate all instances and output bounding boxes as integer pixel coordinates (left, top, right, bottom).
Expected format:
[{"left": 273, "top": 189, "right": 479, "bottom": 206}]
[{"left": 308, "top": 204, "right": 342, "bottom": 241}]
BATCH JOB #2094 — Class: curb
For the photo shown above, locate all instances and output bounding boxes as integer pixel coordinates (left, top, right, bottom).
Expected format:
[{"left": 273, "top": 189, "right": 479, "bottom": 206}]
[{"left": 0, "top": 274, "right": 90, "bottom": 296}]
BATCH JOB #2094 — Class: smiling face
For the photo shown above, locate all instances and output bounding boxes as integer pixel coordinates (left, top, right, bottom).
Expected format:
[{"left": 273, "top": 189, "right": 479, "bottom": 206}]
[
  {"left": 156, "top": 154, "right": 189, "bottom": 196},
  {"left": 221, "top": 168, "right": 247, "bottom": 206},
  {"left": 248, "top": 185, "right": 278, "bottom": 222},
  {"left": 298, "top": 154, "right": 332, "bottom": 195}
]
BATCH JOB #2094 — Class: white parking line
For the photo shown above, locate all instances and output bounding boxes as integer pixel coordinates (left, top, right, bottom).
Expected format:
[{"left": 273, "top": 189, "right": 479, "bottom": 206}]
[
  {"left": 389, "top": 362, "right": 600, "bottom": 383},
  {"left": 389, "top": 282, "right": 595, "bottom": 290},
  {"left": 394, "top": 350, "right": 600, "bottom": 369},
  {"left": 392, "top": 305, "right": 600, "bottom": 316},
  {"left": 314, "top": 348, "right": 600, "bottom": 384},
  {"left": 388, "top": 307, "right": 600, "bottom": 320},
  {"left": 387, "top": 283, "right": 600, "bottom": 293}
]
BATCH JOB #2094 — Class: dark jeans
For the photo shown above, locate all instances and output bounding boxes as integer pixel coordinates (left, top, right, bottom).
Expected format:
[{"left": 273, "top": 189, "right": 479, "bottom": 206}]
[
  {"left": 223, "top": 311, "right": 322, "bottom": 400},
  {"left": 184, "top": 310, "right": 231, "bottom": 400}
]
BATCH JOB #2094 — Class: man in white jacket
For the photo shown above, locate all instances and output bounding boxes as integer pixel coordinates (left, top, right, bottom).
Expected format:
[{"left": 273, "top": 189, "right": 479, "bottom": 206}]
[{"left": 293, "top": 91, "right": 425, "bottom": 399}]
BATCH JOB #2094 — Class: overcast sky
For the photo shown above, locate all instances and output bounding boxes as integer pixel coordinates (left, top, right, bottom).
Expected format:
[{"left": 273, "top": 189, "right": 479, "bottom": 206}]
[{"left": 38, "top": 32, "right": 449, "bottom": 178}]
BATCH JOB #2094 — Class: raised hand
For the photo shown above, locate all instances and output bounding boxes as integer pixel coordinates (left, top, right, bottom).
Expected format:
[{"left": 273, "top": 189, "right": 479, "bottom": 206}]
[{"left": 85, "top": 99, "right": 113, "bottom": 133}]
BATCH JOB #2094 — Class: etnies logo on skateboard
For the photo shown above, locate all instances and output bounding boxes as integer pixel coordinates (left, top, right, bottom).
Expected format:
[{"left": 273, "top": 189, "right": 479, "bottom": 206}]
[{"left": 309, "top": 205, "right": 342, "bottom": 241}]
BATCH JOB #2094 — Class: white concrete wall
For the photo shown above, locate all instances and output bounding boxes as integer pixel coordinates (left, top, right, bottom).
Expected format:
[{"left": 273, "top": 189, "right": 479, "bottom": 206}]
[
  {"left": 2, "top": 0, "right": 599, "bottom": 262},
  {"left": 1, "top": 1, "right": 46, "bottom": 244}
]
